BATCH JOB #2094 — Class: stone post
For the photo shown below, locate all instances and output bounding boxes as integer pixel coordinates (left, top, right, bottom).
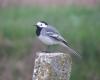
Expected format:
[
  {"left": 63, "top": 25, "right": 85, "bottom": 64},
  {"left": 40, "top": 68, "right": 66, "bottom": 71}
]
[{"left": 32, "top": 52, "right": 72, "bottom": 80}]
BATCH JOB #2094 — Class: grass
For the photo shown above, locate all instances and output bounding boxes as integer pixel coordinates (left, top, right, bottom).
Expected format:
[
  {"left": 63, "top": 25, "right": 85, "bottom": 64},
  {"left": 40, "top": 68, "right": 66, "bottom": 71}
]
[{"left": 0, "top": 6, "right": 100, "bottom": 80}]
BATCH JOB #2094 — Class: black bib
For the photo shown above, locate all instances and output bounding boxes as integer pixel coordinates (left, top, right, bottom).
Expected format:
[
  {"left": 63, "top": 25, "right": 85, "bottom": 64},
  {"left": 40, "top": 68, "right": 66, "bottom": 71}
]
[{"left": 36, "top": 27, "right": 42, "bottom": 36}]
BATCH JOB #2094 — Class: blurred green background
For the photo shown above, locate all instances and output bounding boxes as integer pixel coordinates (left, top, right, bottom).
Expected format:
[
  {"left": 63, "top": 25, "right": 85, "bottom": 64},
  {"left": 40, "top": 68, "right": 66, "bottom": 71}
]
[{"left": 0, "top": 0, "right": 100, "bottom": 80}]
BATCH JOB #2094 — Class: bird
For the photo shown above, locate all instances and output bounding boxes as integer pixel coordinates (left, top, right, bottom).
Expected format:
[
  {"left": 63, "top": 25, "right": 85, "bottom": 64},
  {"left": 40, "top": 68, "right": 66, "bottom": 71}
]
[{"left": 34, "top": 21, "right": 81, "bottom": 58}]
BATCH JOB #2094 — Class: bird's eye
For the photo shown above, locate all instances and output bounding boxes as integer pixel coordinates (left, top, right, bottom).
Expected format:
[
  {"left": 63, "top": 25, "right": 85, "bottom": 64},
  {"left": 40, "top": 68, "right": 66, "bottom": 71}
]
[{"left": 40, "top": 24, "right": 42, "bottom": 26}]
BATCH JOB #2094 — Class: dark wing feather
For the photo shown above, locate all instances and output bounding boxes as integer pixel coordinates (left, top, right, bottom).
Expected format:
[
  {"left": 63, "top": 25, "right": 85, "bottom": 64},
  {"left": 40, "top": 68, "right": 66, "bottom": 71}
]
[{"left": 44, "top": 26, "right": 68, "bottom": 44}]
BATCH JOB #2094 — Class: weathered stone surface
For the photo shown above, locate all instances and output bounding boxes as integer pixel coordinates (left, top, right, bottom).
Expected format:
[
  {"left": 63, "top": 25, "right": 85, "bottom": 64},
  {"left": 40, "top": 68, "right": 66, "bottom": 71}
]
[{"left": 32, "top": 52, "right": 72, "bottom": 80}]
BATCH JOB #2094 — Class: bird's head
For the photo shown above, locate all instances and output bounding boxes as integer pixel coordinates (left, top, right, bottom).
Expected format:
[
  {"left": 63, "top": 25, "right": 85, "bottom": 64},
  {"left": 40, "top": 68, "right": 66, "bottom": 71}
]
[{"left": 34, "top": 21, "right": 48, "bottom": 28}]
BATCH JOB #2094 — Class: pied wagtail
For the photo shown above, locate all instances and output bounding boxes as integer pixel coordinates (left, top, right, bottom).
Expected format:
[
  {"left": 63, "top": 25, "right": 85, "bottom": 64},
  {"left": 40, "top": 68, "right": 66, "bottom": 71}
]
[{"left": 34, "top": 21, "right": 81, "bottom": 58}]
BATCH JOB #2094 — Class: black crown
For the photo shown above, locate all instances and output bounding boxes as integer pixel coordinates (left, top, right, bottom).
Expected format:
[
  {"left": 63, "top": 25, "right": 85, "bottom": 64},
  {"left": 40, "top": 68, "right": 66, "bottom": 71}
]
[{"left": 40, "top": 21, "right": 48, "bottom": 25}]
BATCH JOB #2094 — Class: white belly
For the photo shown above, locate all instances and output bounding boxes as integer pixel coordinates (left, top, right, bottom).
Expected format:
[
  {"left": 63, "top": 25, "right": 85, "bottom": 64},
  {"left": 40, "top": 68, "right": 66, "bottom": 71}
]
[{"left": 38, "top": 35, "right": 58, "bottom": 45}]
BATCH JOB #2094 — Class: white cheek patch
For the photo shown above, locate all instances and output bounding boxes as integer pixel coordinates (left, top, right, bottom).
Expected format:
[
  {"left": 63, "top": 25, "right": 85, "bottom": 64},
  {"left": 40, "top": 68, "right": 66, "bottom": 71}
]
[
  {"left": 40, "top": 24, "right": 47, "bottom": 28},
  {"left": 37, "top": 22, "right": 47, "bottom": 28},
  {"left": 37, "top": 22, "right": 41, "bottom": 26}
]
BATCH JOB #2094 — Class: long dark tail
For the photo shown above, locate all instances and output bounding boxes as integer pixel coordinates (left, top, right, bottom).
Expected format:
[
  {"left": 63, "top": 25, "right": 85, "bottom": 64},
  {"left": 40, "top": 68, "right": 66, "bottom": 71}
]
[{"left": 62, "top": 40, "right": 81, "bottom": 59}]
